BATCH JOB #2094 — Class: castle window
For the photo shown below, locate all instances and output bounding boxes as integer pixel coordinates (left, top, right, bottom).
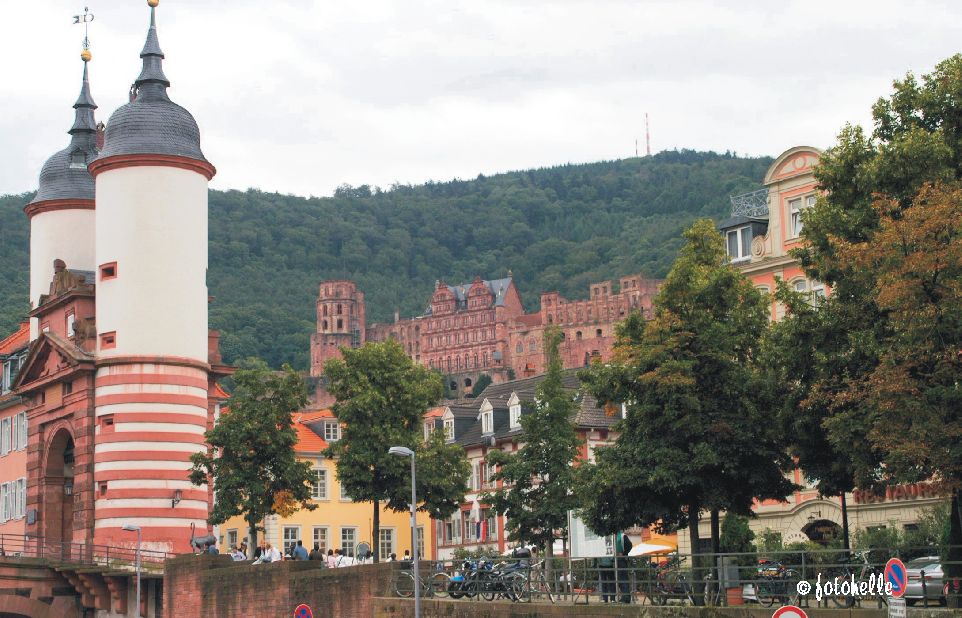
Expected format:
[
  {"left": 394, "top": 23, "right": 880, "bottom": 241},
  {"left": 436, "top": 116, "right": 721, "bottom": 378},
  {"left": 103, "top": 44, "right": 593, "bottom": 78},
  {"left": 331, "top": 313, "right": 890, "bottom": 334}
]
[
  {"left": 464, "top": 378, "right": 472, "bottom": 388},
  {"left": 596, "top": 328, "right": 603, "bottom": 338},
  {"left": 528, "top": 341, "right": 536, "bottom": 353},
  {"left": 337, "top": 319, "right": 343, "bottom": 329},
  {"left": 69, "top": 148, "right": 87, "bottom": 169},
  {"left": 100, "top": 331, "right": 116, "bottom": 350},
  {"left": 322, "top": 320, "right": 328, "bottom": 330},
  {"left": 66, "top": 313, "right": 75, "bottom": 338},
  {"left": 323, "top": 306, "right": 328, "bottom": 317},
  {"left": 576, "top": 331, "right": 582, "bottom": 340},
  {"left": 337, "top": 304, "right": 343, "bottom": 315},
  {"left": 62, "top": 381, "right": 73, "bottom": 397}
]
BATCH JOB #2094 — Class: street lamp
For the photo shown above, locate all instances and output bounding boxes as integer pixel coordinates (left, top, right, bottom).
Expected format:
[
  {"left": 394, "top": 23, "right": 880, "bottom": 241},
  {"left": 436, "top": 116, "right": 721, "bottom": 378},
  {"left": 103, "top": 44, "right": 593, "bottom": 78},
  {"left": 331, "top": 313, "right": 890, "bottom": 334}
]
[
  {"left": 388, "top": 446, "right": 419, "bottom": 618},
  {"left": 122, "top": 523, "right": 142, "bottom": 618}
]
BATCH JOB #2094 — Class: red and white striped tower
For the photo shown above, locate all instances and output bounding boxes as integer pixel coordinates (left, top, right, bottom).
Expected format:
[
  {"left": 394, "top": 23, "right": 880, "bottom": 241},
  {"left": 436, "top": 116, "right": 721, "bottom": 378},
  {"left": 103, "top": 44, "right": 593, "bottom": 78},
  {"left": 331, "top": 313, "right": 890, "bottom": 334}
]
[{"left": 88, "top": 0, "right": 216, "bottom": 553}]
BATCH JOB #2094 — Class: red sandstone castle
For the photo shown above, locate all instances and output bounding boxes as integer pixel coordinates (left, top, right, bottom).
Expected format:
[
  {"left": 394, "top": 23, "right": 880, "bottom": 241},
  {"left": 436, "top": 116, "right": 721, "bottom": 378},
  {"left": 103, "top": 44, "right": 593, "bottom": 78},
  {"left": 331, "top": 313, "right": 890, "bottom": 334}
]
[{"left": 310, "top": 274, "right": 661, "bottom": 397}]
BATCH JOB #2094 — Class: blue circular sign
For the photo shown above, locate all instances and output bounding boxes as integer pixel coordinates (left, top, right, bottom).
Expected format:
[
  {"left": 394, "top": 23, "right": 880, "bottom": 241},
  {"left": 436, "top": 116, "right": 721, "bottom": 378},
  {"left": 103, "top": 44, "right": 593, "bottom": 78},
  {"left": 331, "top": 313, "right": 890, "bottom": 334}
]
[
  {"left": 885, "top": 558, "right": 908, "bottom": 598},
  {"left": 294, "top": 604, "right": 313, "bottom": 618}
]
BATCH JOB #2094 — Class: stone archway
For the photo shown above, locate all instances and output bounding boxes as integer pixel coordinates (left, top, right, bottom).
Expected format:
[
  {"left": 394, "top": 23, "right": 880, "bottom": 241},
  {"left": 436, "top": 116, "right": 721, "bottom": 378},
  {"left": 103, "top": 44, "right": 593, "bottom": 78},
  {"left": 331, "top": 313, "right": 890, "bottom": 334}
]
[
  {"left": 41, "top": 428, "right": 76, "bottom": 548},
  {"left": 781, "top": 500, "right": 843, "bottom": 546}
]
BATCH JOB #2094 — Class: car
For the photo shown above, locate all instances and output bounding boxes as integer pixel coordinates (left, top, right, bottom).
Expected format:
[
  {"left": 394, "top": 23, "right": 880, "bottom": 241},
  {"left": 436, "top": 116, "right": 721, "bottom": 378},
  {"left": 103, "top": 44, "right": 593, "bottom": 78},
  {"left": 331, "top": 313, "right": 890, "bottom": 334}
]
[{"left": 903, "top": 556, "right": 944, "bottom": 606}]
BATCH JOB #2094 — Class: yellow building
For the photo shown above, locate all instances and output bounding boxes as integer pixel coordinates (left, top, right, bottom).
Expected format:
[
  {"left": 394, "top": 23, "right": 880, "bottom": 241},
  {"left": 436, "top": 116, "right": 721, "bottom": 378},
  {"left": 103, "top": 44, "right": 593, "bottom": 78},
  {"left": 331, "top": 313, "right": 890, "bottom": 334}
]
[{"left": 218, "top": 409, "right": 432, "bottom": 560}]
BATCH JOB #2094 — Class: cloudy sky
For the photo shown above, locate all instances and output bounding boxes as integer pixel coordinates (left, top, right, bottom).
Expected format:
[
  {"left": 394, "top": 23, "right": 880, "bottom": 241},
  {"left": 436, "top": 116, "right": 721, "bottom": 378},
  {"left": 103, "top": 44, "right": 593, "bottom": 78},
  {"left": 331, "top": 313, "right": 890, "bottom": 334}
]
[{"left": 2, "top": 1, "right": 960, "bottom": 197}]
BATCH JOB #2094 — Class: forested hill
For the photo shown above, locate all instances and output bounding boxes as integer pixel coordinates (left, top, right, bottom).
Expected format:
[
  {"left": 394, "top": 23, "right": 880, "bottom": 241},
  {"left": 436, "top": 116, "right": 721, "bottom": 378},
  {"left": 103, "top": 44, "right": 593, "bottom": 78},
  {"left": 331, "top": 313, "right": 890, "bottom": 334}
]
[{"left": 0, "top": 150, "right": 771, "bottom": 369}]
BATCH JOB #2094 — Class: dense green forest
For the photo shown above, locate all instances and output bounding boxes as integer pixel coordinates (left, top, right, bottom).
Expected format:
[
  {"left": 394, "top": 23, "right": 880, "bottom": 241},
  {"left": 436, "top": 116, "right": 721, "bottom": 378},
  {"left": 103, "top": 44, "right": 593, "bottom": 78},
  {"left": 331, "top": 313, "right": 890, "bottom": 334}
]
[{"left": 0, "top": 150, "right": 771, "bottom": 368}]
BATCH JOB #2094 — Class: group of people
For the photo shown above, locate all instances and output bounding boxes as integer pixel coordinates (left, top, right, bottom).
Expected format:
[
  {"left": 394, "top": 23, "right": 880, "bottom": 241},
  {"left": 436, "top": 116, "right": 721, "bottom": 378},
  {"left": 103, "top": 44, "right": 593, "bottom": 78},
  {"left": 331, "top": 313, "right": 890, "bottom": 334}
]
[{"left": 203, "top": 538, "right": 379, "bottom": 568}]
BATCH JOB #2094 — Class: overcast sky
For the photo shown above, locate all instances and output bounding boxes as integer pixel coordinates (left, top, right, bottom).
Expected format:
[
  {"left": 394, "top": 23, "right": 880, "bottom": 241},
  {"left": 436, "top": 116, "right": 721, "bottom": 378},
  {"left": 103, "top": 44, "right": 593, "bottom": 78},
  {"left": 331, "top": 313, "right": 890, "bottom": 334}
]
[{"left": 2, "top": 1, "right": 960, "bottom": 197}]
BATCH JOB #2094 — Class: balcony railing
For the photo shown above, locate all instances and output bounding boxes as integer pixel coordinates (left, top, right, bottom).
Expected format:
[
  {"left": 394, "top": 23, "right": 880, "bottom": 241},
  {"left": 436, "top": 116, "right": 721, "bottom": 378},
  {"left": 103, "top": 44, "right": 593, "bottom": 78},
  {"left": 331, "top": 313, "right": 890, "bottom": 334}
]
[
  {"left": 0, "top": 533, "right": 170, "bottom": 571},
  {"left": 730, "top": 188, "right": 769, "bottom": 218}
]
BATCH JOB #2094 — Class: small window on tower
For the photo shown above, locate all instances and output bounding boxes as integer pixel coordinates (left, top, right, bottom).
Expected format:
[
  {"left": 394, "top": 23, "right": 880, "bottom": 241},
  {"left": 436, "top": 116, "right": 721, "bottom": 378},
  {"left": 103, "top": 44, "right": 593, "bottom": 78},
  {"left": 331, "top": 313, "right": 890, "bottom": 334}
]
[
  {"left": 69, "top": 149, "right": 87, "bottom": 169},
  {"left": 100, "top": 331, "right": 116, "bottom": 350},
  {"left": 99, "top": 482, "right": 108, "bottom": 496},
  {"left": 100, "top": 262, "right": 117, "bottom": 281},
  {"left": 100, "top": 415, "right": 115, "bottom": 433}
]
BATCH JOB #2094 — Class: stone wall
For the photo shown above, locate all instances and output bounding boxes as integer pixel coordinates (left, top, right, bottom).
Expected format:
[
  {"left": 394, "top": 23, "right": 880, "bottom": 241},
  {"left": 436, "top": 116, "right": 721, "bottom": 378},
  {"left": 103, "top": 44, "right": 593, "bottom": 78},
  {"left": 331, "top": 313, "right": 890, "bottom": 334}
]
[{"left": 163, "top": 554, "right": 394, "bottom": 618}]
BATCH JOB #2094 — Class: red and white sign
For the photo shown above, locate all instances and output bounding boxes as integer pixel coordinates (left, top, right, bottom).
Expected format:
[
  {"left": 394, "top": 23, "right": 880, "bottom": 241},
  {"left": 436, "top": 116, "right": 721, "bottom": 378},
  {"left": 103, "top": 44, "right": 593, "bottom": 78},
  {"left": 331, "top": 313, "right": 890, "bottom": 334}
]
[
  {"left": 885, "top": 558, "right": 908, "bottom": 599},
  {"left": 294, "top": 604, "right": 313, "bottom": 618},
  {"left": 772, "top": 605, "right": 808, "bottom": 618}
]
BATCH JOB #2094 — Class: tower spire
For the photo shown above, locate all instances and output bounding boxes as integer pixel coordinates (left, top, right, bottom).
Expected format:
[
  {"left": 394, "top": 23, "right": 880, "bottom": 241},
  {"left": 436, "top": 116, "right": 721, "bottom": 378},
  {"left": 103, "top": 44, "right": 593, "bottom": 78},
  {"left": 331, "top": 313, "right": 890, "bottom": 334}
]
[
  {"left": 135, "top": 0, "right": 169, "bottom": 90},
  {"left": 69, "top": 59, "right": 98, "bottom": 136}
]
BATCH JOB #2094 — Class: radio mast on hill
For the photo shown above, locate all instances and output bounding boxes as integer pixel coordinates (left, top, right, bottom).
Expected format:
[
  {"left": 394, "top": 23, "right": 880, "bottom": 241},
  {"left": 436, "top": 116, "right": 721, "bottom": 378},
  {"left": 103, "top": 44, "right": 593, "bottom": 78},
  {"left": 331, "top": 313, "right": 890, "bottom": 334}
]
[{"left": 645, "top": 113, "right": 651, "bottom": 156}]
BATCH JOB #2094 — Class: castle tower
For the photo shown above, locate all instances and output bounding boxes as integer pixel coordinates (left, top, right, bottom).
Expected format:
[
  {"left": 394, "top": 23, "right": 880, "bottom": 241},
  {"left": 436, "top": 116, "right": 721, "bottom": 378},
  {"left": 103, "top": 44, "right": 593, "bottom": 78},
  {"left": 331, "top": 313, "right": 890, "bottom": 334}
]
[
  {"left": 88, "top": 1, "right": 216, "bottom": 552},
  {"left": 24, "top": 53, "right": 99, "bottom": 340},
  {"left": 310, "top": 280, "right": 366, "bottom": 378}
]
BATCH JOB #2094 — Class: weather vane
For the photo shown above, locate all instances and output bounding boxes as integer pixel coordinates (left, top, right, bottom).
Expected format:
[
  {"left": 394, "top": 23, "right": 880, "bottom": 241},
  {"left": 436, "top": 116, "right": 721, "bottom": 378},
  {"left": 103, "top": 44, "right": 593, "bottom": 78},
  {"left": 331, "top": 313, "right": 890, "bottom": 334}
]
[{"left": 73, "top": 6, "right": 94, "bottom": 60}]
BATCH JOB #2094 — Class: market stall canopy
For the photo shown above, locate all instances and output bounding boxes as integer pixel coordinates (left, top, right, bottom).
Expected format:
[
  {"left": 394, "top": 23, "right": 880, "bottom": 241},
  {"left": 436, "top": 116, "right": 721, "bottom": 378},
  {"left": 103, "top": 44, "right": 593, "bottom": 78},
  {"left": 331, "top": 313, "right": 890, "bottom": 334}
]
[{"left": 628, "top": 542, "right": 676, "bottom": 557}]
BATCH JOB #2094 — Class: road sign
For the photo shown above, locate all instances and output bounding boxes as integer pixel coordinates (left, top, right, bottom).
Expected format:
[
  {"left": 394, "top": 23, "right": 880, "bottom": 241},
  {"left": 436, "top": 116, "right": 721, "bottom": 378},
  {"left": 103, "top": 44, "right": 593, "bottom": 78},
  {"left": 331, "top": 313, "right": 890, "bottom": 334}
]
[
  {"left": 294, "top": 604, "right": 313, "bottom": 618},
  {"left": 885, "top": 558, "right": 908, "bottom": 599},
  {"left": 888, "top": 598, "right": 906, "bottom": 618},
  {"left": 772, "top": 605, "right": 808, "bottom": 618}
]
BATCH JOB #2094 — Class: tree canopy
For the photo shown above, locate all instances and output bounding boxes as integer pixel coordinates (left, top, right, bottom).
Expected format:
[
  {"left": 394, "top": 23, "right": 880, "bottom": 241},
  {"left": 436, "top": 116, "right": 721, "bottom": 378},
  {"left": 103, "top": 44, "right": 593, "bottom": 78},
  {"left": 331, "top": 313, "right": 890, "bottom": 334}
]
[
  {"left": 188, "top": 360, "right": 316, "bottom": 546},
  {"left": 484, "top": 327, "right": 583, "bottom": 552},
  {"left": 0, "top": 151, "right": 770, "bottom": 367},
  {"left": 323, "top": 340, "right": 468, "bottom": 560},
  {"left": 577, "top": 220, "right": 795, "bottom": 554}
]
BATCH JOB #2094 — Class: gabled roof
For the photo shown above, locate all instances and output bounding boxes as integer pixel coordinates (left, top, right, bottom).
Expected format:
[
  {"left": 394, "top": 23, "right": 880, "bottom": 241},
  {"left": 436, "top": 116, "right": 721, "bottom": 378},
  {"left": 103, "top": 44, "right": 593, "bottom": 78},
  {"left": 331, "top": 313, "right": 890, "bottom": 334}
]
[
  {"left": 297, "top": 409, "right": 336, "bottom": 454},
  {"left": 424, "top": 276, "right": 513, "bottom": 315},
  {"left": 13, "top": 331, "right": 95, "bottom": 392}
]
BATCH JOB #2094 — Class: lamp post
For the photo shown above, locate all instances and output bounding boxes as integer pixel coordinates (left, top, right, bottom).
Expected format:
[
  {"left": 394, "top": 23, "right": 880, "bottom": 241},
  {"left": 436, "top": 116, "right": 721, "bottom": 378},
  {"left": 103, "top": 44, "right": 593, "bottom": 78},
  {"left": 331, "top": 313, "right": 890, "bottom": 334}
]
[
  {"left": 122, "top": 523, "right": 142, "bottom": 618},
  {"left": 388, "top": 446, "right": 419, "bottom": 618}
]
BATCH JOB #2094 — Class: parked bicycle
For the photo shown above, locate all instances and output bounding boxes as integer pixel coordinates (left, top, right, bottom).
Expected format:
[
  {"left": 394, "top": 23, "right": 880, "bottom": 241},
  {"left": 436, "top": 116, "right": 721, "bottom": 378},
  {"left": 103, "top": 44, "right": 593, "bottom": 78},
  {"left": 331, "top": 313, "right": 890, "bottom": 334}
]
[
  {"left": 827, "top": 550, "right": 887, "bottom": 609},
  {"left": 648, "top": 555, "right": 694, "bottom": 605},
  {"left": 755, "top": 559, "right": 800, "bottom": 607},
  {"left": 393, "top": 561, "right": 451, "bottom": 599}
]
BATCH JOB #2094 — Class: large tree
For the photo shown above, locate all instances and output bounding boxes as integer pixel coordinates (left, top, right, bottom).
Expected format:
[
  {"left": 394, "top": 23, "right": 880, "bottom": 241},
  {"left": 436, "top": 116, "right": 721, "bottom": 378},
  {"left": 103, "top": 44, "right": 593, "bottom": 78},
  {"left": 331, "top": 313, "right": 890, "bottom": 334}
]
[
  {"left": 323, "top": 340, "right": 468, "bottom": 561},
  {"left": 577, "top": 220, "right": 794, "bottom": 570},
  {"left": 788, "top": 54, "right": 962, "bottom": 593},
  {"left": 483, "top": 327, "right": 582, "bottom": 555},
  {"left": 189, "top": 360, "right": 316, "bottom": 548}
]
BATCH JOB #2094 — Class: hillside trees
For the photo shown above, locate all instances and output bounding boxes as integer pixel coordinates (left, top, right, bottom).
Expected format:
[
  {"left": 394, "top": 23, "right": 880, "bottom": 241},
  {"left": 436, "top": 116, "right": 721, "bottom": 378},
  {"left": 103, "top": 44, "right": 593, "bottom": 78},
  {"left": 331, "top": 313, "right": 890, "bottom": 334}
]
[
  {"left": 576, "top": 220, "right": 794, "bottom": 595},
  {"left": 0, "top": 152, "right": 771, "bottom": 366}
]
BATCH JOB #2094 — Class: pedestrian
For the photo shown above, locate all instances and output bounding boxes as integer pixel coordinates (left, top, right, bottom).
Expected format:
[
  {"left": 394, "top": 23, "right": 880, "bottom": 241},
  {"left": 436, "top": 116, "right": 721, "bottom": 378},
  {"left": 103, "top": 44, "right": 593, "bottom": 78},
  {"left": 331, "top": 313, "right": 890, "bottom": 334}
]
[
  {"left": 401, "top": 549, "right": 411, "bottom": 561},
  {"left": 260, "top": 542, "right": 281, "bottom": 563},
  {"left": 598, "top": 551, "right": 615, "bottom": 603},
  {"left": 239, "top": 540, "right": 249, "bottom": 559},
  {"left": 230, "top": 545, "right": 247, "bottom": 561},
  {"left": 205, "top": 541, "right": 219, "bottom": 556},
  {"left": 309, "top": 543, "right": 323, "bottom": 561},
  {"left": 326, "top": 549, "right": 337, "bottom": 568},
  {"left": 617, "top": 533, "right": 633, "bottom": 603},
  {"left": 293, "top": 539, "right": 309, "bottom": 561},
  {"left": 253, "top": 542, "right": 264, "bottom": 561}
]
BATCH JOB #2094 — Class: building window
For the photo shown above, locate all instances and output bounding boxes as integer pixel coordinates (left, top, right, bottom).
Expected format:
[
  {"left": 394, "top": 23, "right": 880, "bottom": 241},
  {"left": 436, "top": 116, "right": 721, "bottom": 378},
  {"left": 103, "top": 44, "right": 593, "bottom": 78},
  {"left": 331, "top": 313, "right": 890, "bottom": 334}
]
[
  {"left": 66, "top": 313, "right": 75, "bottom": 338},
  {"left": 227, "top": 529, "right": 238, "bottom": 549},
  {"left": 99, "top": 262, "right": 117, "bottom": 281},
  {"left": 1, "top": 417, "right": 9, "bottom": 455},
  {"left": 481, "top": 411, "right": 493, "bottom": 434},
  {"left": 812, "top": 281, "right": 826, "bottom": 304},
  {"left": 340, "top": 481, "right": 351, "bottom": 501},
  {"left": 63, "top": 381, "right": 73, "bottom": 397},
  {"left": 576, "top": 331, "right": 582, "bottom": 340},
  {"left": 283, "top": 526, "right": 300, "bottom": 556},
  {"left": 379, "top": 528, "right": 395, "bottom": 560},
  {"left": 311, "top": 468, "right": 328, "bottom": 500},
  {"left": 323, "top": 421, "right": 340, "bottom": 442},
  {"left": 313, "top": 526, "right": 329, "bottom": 554},
  {"left": 726, "top": 226, "right": 752, "bottom": 261},
  {"left": 509, "top": 404, "right": 521, "bottom": 429},
  {"left": 341, "top": 527, "right": 357, "bottom": 556},
  {"left": 528, "top": 340, "right": 536, "bottom": 353},
  {"left": 515, "top": 343, "right": 523, "bottom": 354},
  {"left": 417, "top": 526, "right": 425, "bottom": 560},
  {"left": 596, "top": 328, "right": 603, "bottom": 338},
  {"left": 100, "top": 331, "right": 116, "bottom": 350},
  {"left": 443, "top": 419, "right": 454, "bottom": 441}
]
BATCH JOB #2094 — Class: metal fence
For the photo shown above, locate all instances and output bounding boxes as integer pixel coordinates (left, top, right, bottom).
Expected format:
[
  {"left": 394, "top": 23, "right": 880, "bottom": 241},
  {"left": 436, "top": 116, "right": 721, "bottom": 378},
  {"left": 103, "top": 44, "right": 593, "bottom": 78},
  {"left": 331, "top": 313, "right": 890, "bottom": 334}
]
[
  {"left": 0, "top": 533, "right": 169, "bottom": 572},
  {"left": 391, "top": 546, "right": 962, "bottom": 607}
]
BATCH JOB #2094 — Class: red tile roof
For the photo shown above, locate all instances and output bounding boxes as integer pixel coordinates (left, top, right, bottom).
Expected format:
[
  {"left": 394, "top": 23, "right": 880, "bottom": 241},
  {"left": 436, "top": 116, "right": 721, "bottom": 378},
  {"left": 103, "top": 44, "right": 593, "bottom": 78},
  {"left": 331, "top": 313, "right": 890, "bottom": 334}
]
[
  {"left": 0, "top": 322, "right": 29, "bottom": 355},
  {"left": 292, "top": 409, "right": 334, "bottom": 454}
]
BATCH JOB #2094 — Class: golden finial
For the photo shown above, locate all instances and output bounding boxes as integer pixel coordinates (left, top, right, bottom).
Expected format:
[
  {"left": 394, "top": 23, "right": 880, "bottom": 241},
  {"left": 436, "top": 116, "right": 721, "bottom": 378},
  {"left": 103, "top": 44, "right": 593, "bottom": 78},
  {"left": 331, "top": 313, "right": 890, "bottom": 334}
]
[
  {"left": 81, "top": 49, "right": 92, "bottom": 62},
  {"left": 148, "top": 0, "right": 159, "bottom": 6},
  {"left": 73, "top": 7, "right": 94, "bottom": 60}
]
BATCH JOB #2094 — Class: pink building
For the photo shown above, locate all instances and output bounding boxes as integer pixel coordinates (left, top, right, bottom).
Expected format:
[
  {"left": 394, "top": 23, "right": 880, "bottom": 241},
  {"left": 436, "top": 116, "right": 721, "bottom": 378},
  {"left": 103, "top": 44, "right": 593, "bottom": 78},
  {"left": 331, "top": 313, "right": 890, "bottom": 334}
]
[{"left": 0, "top": 322, "right": 29, "bottom": 537}]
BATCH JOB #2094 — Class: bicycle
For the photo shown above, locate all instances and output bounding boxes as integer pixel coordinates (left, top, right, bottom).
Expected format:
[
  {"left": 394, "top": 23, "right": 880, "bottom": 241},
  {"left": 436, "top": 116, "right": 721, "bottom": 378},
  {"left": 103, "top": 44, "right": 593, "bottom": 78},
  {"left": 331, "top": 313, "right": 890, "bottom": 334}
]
[
  {"left": 827, "top": 551, "right": 887, "bottom": 609},
  {"left": 393, "top": 562, "right": 451, "bottom": 599},
  {"left": 521, "top": 560, "right": 557, "bottom": 604},
  {"left": 649, "top": 556, "right": 694, "bottom": 605},
  {"left": 754, "top": 560, "right": 800, "bottom": 607}
]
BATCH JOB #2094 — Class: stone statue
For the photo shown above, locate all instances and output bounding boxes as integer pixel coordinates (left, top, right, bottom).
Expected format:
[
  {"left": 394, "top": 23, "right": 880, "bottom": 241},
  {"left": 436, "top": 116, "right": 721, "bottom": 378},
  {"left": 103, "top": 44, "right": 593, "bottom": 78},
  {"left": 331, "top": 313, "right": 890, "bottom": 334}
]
[{"left": 48, "top": 259, "right": 86, "bottom": 298}]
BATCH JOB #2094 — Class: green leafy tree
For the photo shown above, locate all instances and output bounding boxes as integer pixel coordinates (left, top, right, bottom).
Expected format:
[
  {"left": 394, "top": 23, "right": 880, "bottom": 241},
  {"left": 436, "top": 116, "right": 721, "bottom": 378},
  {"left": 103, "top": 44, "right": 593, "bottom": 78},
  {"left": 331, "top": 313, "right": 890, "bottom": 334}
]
[
  {"left": 788, "top": 55, "right": 962, "bottom": 597},
  {"left": 483, "top": 327, "right": 582, "bottom": 555},
  {"left": 188, "top": 360, "right": 316, "bottom": 548},
  {"left": 323, "top": 340, "right": 467, "bottom": 561},
  {"left": 577, "top": 220, "right": 795, "bottom": 573}
]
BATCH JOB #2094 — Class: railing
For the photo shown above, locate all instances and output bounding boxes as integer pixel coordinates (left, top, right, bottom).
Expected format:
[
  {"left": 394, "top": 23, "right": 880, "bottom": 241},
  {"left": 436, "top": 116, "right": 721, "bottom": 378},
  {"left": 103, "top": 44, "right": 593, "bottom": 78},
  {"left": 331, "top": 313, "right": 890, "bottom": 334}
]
[
  {"left": 398, "top": 545, "right": 962, "bottom": 607},
  {"left": 0, "top": 533, "right": 170, "bottom": 571},
  {"left": 730, "top": 188, "right": 769, "bottom": 218}
]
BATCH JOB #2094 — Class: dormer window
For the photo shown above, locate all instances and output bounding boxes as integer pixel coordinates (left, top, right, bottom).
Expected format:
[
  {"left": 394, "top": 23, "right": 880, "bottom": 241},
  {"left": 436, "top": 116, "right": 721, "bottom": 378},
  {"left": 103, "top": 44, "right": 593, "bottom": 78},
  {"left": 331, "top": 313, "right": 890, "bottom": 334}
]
[
  {"left": 69, "top": 149, "right": 87, "bottom": 169},
  {"left": 509, "top": 404, "right": 521, "bottom": 430},
  {"left": 323, "top": 421, "right": 340, "bottom": 442},
  {"left": 443, "top": 419, "right": 454, "bottom": 441},
  {"left": 423, "top": 421, "right": 433, "bottom": 440},
  {"left": 726, "top": 226, "right": 751, "bottom": 262},
  {"left": 481, "top": 410, "right": 493, "bottom": 434}
]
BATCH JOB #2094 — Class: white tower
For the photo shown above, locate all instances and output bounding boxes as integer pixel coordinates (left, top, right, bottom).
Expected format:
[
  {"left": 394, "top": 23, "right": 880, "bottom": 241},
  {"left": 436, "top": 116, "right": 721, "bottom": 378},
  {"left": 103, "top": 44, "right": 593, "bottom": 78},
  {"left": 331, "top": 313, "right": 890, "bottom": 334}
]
[
  {"left": 88, "top": 0, "right": 216, "bottom": 552},
  {"left": 24, "top": 54, "right": 99, "bottom": 339}
]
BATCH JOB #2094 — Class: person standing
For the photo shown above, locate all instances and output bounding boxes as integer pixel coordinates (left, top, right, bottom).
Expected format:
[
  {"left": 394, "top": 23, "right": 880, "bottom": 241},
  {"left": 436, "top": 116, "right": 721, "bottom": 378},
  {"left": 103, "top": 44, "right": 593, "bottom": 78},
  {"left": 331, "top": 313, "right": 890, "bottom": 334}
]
[
  {"left": 616, "top": 532, "right": 633, "bottom": 603},
  {"left": 309, "top": 543, "right": 323, "bottom": 561},
  {"left": 326, "top": 549, "right": 337, "bottom": 568},
  {"left": 293, "top": 540, "right": 309, "bottom": 561}
]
